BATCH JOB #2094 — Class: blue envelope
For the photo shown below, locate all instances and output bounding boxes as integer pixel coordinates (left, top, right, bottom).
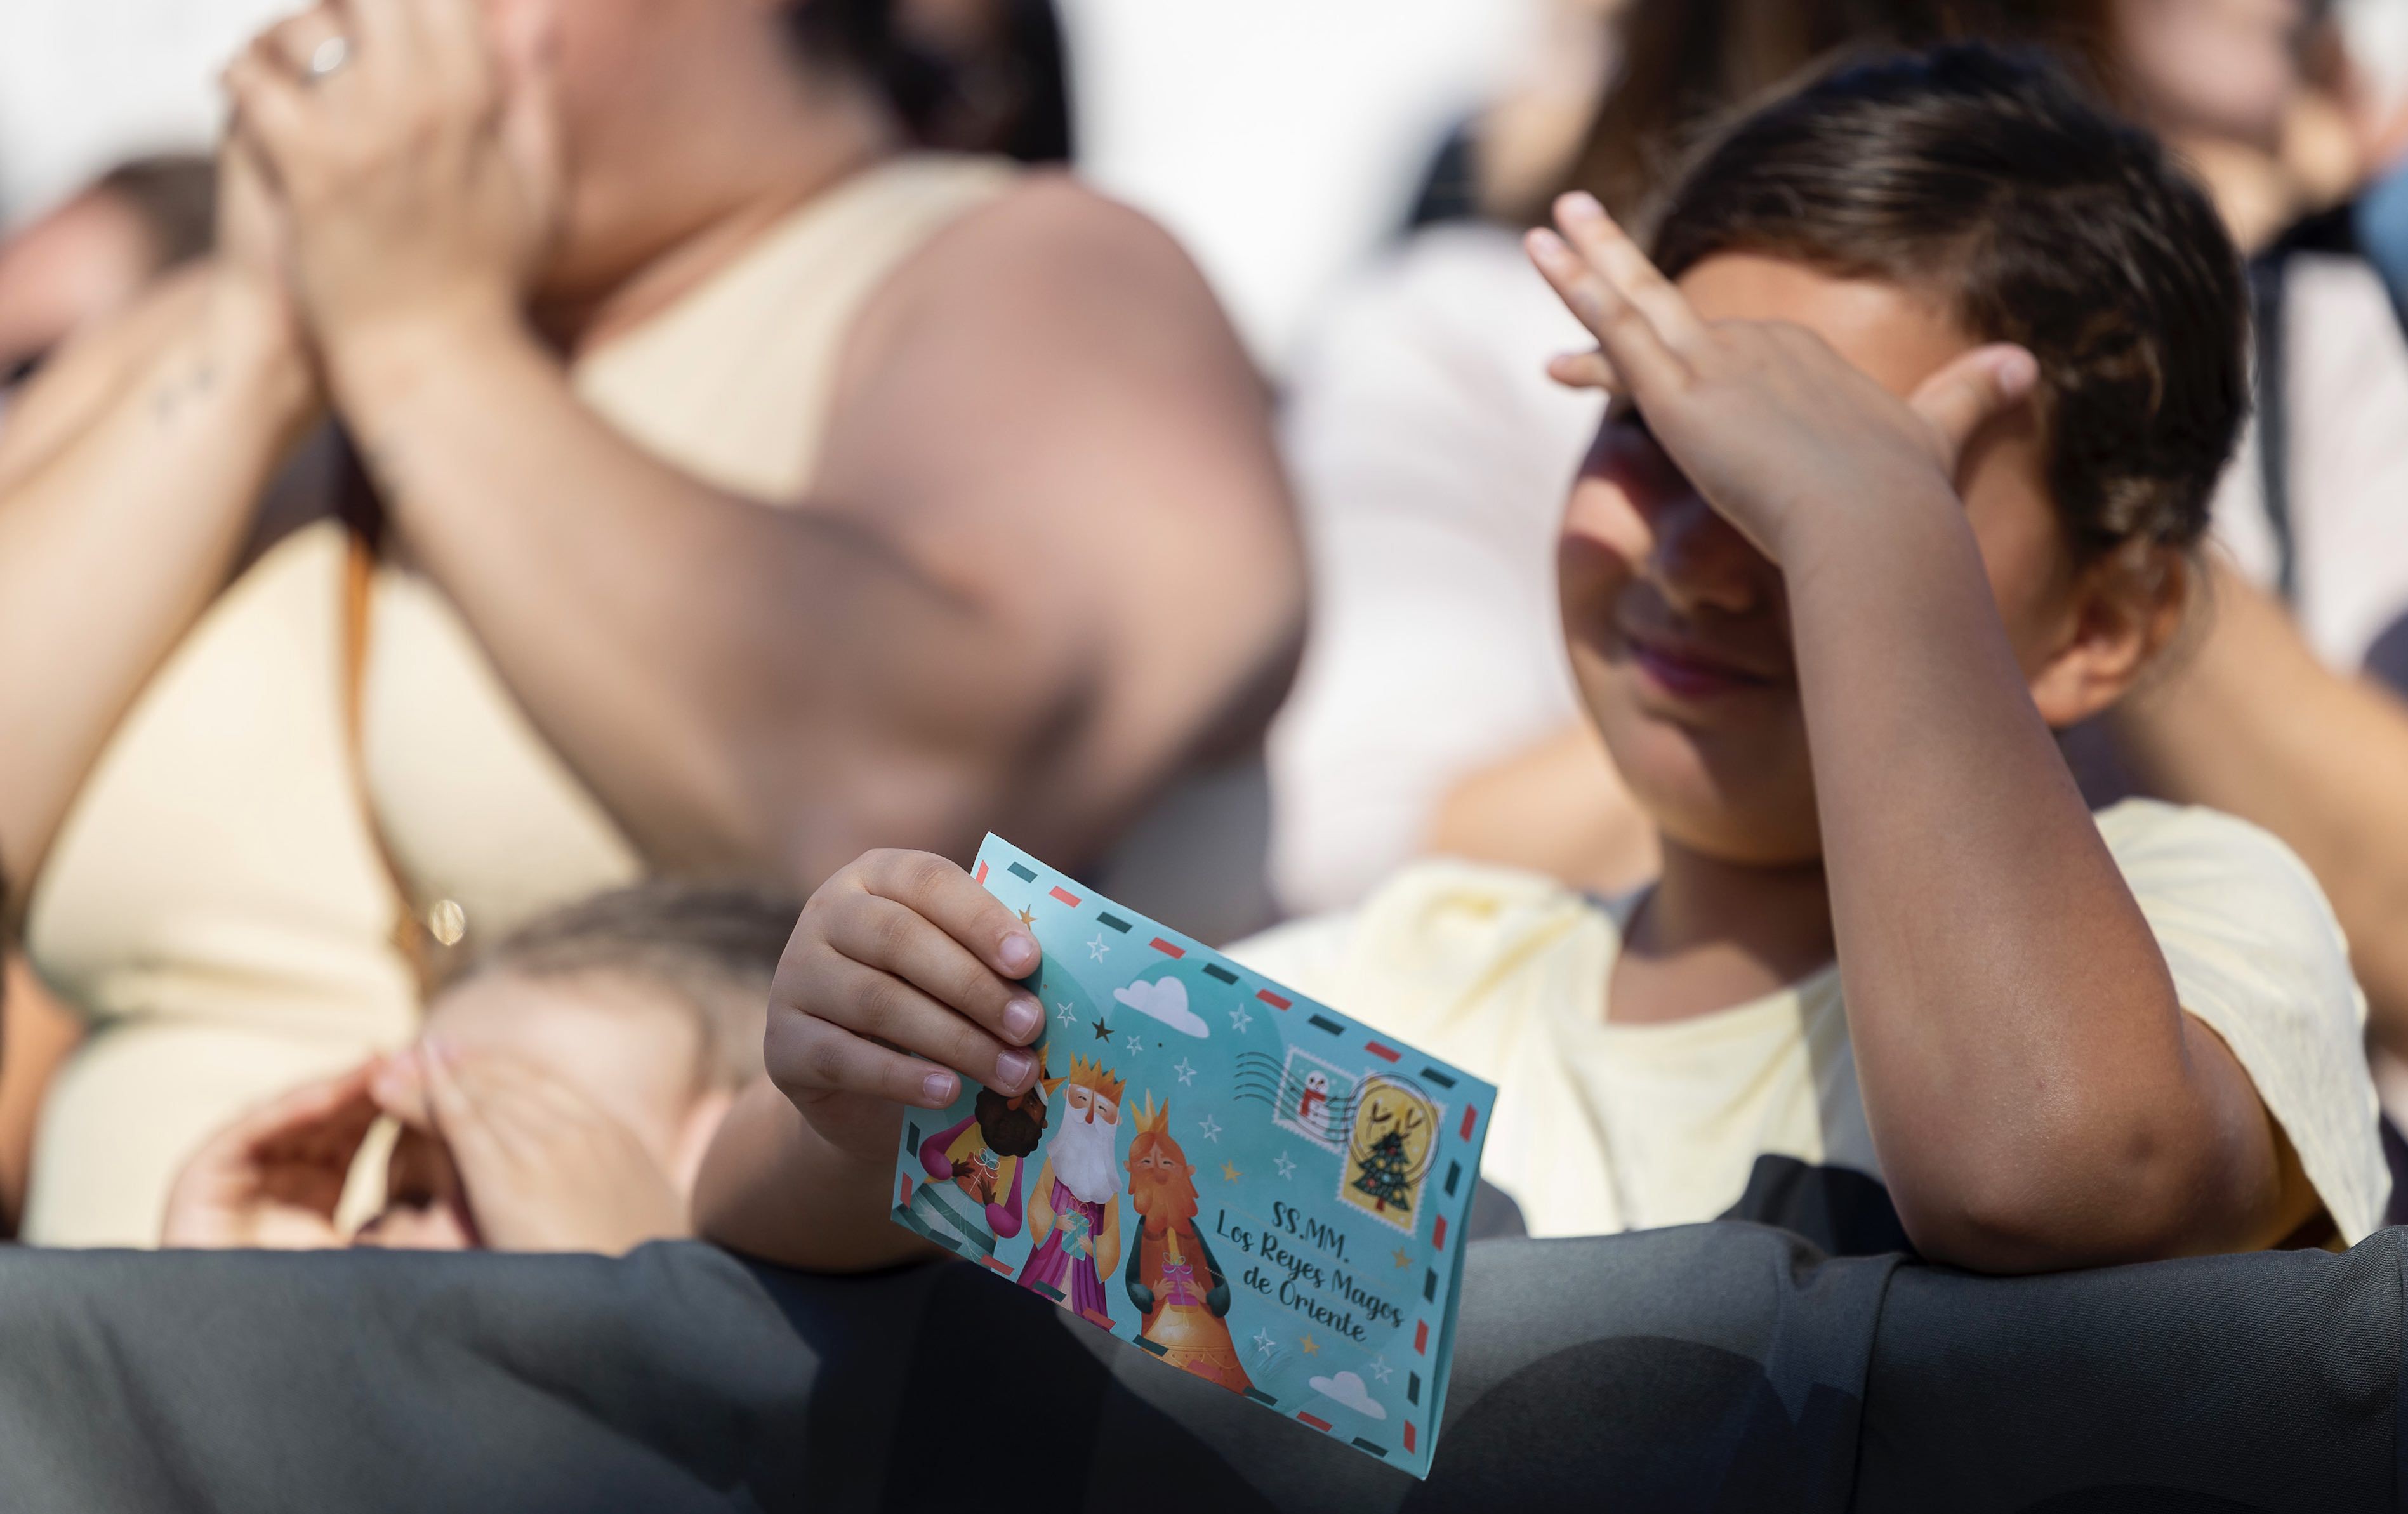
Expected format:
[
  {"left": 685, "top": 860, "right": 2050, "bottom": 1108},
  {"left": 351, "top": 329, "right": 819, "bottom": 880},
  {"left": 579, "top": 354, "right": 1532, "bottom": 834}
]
[{"left": 890, "top": 836, "right": 1497, "bottom": 1479}]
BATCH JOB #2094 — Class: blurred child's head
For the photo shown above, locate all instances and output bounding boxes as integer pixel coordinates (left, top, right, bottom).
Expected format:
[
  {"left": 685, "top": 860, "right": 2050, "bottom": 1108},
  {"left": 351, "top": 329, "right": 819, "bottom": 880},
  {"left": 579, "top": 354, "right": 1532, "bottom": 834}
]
[
  {"left": 1558, "top": 46, "right": 2247, "bottom": 867},
  {"left": 0, "top": 156, "right": 213, "bottom": 386},
  {"left": 366, "top": 881, "right": 796, "bottom": 1247}
]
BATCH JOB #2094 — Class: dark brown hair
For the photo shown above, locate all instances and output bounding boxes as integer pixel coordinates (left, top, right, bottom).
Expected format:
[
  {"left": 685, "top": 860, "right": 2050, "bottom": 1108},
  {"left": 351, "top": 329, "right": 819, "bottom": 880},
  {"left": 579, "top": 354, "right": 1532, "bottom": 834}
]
[
  {"left": 788, "top": 0, "right": 897, "bottom": 77},
  {"left": 788, "top": 0, "right": 1072, "bottom": 161},
  {"left": 94, "top": 155, "right": 216, "bottom": 272},
  {"left": 457, "top": 881, "right": 802, "bottom": 1093},
  {"left": 1551, "top": 0, "right": 2117, "bottom": 226},
  {"left": 1652, "top": 44, "right": 2246, "bottom": 564}
]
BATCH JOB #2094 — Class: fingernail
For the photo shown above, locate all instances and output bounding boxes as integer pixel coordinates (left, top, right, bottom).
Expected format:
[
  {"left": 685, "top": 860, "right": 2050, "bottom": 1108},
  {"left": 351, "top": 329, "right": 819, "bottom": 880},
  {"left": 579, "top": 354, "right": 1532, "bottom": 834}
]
[
  {"left": 1526, "top": 227, "right": 1566, "bottom": 260},
  {"left": 1002, "top": 998, "right": 1042, "bottom": 1042},
  {"left": 1561, "top": 191, "right": 1605, "bottom": 221},
  {"left": 1995, "top": 348, "right": 2039, "bottom": 395},
  {"left": 996, "top": 1049, "right": 1038, "bottom": 1089},
  {"left": 1000, "top": 933, "right": 1038, "bottom": 974},
  {"left": 922, "top": 1070, "right": 958, "bottom": 1105}
]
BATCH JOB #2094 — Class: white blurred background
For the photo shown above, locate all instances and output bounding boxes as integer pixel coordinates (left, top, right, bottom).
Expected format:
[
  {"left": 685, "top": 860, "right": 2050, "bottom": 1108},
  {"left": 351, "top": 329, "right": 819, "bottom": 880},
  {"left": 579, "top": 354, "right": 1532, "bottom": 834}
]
[{"left": 0, "top": 0, "right": 1544, "bottom": 370}]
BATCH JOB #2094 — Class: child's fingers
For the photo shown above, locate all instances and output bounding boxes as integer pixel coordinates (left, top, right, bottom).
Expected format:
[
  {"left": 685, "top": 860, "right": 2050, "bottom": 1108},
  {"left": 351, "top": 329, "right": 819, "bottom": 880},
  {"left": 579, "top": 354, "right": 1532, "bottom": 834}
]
[
  {"left": 767, "top": 1011, "right": 970, "bottom": 1111},
  {"left": 1552, "top": 193, "right": 1705, "bottom": 341},
  {"left": 1550, "top": 192, "right": 1709, "bottom": 351},
  {"left": 244, "top": 1060, "right": 381, "bottom": 1155},
  {"left": 1910, "top": 344, "right": 2040, "bottom": 466},
  {"left": 819, "top": 890, "right": 1045, "bottom": 1046},
  {"left": 1526, "top": 226, "right": 1690, "bottom": 400},
  {"left": 420, "top": 1043, "right": 515, "bottom": 1163},
  {"left": 807, "top": 957, "right": 1040, "bottom": 1097},
  {"left": 858, "top": 849, "right": 1040, "bottom": 980},
  {"left": 1547, "top": 350, "right": 1620, "bottom": 392},
  {"left": 369, "top": 1052, "right": 433, "bottom": 1129}
]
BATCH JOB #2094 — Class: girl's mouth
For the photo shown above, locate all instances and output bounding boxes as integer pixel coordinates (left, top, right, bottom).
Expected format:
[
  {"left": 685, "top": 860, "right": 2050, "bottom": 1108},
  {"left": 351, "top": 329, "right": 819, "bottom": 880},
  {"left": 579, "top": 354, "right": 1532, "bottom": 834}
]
[{"left": 1624, "top": 631, "right": 1778, "bottom": 700}]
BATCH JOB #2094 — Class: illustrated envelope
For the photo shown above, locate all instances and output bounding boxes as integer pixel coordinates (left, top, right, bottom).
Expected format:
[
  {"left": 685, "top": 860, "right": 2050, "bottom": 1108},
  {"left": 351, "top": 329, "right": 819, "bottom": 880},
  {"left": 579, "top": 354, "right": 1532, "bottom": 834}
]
[{"left": 890, "top": 836, "right": 1497, "bottom": 1480}]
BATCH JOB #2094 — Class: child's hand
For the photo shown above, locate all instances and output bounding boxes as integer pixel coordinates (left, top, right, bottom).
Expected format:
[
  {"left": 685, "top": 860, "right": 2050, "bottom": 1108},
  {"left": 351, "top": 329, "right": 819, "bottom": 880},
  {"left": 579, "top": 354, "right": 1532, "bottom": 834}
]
[
  {"left": 1526, "top": 192, "right": 2039, "bottom": 563},
  {"left": 767, "top": 850, "right": 1046, "bottom": 1162},
  {"left": 161, "top": 1060, "right": 383, "bottom": 1249},
  {"left": 399, "top": 1043, "right": 689, "bottom": 1254}
]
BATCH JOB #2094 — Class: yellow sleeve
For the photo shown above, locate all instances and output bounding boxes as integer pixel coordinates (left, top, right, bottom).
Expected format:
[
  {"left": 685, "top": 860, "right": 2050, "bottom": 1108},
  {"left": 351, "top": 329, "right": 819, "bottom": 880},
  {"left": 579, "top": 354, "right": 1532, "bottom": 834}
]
[{"left": 2102, "top": 800, "right": 2391, "bottom": 1242}]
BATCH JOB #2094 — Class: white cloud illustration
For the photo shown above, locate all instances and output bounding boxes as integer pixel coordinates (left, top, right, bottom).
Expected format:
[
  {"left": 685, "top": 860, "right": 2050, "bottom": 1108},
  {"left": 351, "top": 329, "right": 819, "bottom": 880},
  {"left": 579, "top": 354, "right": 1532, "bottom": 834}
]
[
  {"left": 1308, "top": 1371, "right": 1386, "bottom": 1421},
  {"left": 1113, "top": 975, "right": 1208, "bottom": 1038}
]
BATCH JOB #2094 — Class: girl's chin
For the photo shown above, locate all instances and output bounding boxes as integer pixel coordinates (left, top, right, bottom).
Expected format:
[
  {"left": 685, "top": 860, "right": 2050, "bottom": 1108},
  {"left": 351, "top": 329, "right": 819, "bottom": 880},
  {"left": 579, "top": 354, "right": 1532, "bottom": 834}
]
[{"left": 1598, "top": 728, "right": 1822, "bottom": 866}]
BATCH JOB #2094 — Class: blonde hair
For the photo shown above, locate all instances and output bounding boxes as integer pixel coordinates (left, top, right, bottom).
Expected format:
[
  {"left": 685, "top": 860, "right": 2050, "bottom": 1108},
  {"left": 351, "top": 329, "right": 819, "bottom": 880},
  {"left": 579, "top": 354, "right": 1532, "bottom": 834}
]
[{"left": 456, "top": 881, "right": 801, "bottom": 1092}]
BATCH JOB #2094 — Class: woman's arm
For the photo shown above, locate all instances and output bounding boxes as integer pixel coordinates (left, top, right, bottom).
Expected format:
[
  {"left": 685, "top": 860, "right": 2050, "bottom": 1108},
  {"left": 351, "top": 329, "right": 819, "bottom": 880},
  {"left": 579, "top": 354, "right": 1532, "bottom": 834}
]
[
  {"left": 324, "top": 195, "right": 1276, "bottom": 882},
  {"left": 0, "top": 265, "right": 317, "bottom": 909},
  {"left": 228, "top": 13, "right": 1297, "bottom": 885},
  {"left": 2111, "top": 563, "right": 2408, "bottom": 1056},
  {"left": 1530, "top": 197, "right": 2310, "bottom": 1272}
]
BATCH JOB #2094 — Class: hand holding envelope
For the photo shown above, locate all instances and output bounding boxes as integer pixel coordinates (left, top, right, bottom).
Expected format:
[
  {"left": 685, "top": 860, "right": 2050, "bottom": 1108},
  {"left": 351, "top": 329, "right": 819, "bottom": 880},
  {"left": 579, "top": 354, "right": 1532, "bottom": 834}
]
[{"left": 882, "top": 837, "right": 1496, "bottom": 1480}]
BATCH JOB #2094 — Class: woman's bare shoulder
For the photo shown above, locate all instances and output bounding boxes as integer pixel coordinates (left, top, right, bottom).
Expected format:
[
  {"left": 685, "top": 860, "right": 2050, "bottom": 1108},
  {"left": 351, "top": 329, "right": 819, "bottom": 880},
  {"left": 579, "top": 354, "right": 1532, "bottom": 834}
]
[{"left": 868, "top": 169, "right": 1239, "bottom": 364}]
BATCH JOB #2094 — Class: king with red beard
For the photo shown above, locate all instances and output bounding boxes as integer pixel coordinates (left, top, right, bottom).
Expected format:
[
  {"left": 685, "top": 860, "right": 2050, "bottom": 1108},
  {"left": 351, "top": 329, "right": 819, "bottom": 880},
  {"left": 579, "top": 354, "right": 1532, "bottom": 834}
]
[
  {"left": 1016, "top": 1055, "right": 1126, "bottom": 1329},
  {"left": 1121, "top": 1094, "right": 1252, "bottom": 1393}
]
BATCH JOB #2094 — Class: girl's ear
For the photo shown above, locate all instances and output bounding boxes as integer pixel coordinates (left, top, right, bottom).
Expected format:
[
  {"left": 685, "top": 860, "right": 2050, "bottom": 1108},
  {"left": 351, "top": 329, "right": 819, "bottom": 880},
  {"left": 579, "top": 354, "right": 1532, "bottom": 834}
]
[{"left": 2028, "top": 546, "right": 2192, "bottom": 728}]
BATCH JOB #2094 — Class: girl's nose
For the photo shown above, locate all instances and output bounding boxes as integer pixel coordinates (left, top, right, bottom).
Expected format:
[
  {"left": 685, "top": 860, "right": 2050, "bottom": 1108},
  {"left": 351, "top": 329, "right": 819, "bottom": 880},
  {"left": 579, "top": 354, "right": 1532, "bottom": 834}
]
[{"left": 1644, "top": 492, "right": 1766, "bottom": 618}]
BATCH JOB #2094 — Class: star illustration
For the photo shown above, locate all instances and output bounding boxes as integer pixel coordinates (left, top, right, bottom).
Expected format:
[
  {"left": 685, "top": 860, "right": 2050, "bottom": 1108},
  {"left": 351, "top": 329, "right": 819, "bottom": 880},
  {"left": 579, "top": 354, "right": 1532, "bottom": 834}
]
[
  {"left": 1273, "top": 1152, "right": 1296, "bottom": 1180},
  {"left": 1054, "top": 1001, "right": 1078, "bottom": 1028},
  {"left": 1227, "top": 1004, "right": 1253, "bottom": 1034},
  {"left": 1086, "top": 934, "right": 1111, "bottom": 961},
  {"left": 1392, "top": 1247, "right": 1412, "bottom": 1269},
  {"left": 1172, "top": 1057, "right": 1198, "bottom": 1087},
  {"left": 1221, "top": 1161, "right": 1242, "bottom": 1182},
  {"left": 1198, "top": 1114, "right": 1222, "bottom": 1143},
  {"left": 1252, "top": 1327, "right": 1276, "bottom": 1360},
  {"left": 1124, "top": 1033, "right": 1144, "bottom": 1057},
  {"left": 1299, "top": 1334, "right": 1319, "bottom": 1357},
  {"left": 1093, "top": 1017, "right": 1113, "bottom": 1041},
  {"left": 1368, "top": 1355, "right": 1394, "bottom": 1383},
  {"left": 1016, "top": 906, "right": 1038, "bottom": 927}
]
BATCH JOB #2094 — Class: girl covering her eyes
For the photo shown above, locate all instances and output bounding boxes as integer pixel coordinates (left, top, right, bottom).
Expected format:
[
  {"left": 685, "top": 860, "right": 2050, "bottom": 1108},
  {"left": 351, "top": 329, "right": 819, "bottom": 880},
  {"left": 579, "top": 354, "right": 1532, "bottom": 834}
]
[{"left": 697, "top": 47, "right": 2387, "bottom": 1277}]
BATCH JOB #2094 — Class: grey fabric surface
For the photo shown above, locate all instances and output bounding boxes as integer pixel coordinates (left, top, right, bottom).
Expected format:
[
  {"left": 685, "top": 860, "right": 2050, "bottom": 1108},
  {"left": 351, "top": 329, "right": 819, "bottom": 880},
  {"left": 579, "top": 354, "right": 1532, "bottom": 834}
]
[{"left": 0, "top": 1225, "right": 2391, "bottom": 1512}]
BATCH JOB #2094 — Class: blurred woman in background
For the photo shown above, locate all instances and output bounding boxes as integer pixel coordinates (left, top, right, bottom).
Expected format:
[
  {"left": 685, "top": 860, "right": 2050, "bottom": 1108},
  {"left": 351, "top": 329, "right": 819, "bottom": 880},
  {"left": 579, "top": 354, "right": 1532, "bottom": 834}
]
[{"left": 0, "top": 0, "right": 1299, "bottom": 1245}]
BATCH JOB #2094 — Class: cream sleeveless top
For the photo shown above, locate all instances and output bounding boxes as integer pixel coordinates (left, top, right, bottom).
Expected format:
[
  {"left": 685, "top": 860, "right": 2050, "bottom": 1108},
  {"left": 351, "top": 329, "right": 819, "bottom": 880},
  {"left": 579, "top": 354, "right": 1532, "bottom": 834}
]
[{"left": 22, "top": 155, "right": 1016, "bottom": 1246}]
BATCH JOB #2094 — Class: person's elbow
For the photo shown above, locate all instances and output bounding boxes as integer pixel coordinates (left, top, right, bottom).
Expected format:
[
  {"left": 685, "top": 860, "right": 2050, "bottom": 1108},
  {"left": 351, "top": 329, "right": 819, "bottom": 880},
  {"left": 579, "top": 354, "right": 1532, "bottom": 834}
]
[{"left": 1886, "top": 1114, "right": 2236, "bottom": 1275}]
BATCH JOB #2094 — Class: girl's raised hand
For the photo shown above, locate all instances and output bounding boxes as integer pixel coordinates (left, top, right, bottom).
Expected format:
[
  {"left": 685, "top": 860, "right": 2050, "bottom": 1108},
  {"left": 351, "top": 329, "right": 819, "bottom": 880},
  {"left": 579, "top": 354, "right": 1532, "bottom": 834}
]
[
  {"left": 767, "top": 850, "right": 1048, "bottom": 1161},
  {"left": 1527, "top": 192, "right": 2039, "bottom": 563}
]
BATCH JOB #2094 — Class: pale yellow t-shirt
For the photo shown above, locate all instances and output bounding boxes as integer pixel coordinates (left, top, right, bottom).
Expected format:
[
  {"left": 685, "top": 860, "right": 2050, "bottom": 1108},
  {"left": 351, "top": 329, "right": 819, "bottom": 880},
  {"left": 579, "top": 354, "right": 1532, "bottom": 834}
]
[{"left": 1231, "top": 800, "right": 2390, "bottom": 1247}]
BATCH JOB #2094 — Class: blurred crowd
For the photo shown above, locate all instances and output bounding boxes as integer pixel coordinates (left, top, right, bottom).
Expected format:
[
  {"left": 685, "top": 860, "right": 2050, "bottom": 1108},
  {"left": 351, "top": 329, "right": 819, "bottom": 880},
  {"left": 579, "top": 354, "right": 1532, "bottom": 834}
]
[{"left": 0, "top": 0, "right": 2403, "bottom": 1289}]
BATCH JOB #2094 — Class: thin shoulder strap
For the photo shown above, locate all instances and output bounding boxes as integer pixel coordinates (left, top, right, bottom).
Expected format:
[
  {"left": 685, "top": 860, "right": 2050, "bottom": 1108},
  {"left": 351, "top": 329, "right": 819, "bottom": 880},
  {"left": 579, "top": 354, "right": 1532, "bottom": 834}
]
[{"left": 336, "top": 453, "right": 437, "bottom": 997}]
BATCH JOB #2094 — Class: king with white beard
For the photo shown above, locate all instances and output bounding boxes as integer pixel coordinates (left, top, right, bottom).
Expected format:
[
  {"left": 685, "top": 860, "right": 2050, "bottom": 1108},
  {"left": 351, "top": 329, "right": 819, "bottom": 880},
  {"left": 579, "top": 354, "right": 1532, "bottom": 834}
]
[{"left": 1015, "top": 1055, "right": 1128, "bottom": 1329}]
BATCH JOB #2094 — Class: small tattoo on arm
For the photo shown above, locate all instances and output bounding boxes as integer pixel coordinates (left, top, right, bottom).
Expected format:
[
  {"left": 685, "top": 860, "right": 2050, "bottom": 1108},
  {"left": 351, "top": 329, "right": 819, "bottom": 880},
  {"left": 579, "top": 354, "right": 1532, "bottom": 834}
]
[{"left": 149, "top": 360, "right": 220, "bottom": 425}]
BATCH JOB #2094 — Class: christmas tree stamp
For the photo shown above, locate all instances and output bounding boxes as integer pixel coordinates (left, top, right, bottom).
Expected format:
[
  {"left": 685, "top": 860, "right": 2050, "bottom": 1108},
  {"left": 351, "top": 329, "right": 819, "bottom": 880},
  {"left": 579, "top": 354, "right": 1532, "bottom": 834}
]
[{"left": 890, "top": 835, "right": 1497, "bottom": 1480}]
